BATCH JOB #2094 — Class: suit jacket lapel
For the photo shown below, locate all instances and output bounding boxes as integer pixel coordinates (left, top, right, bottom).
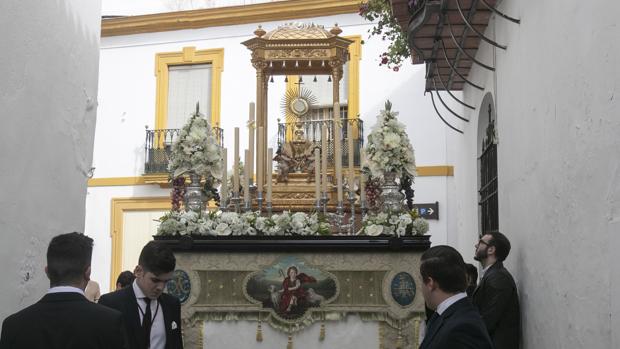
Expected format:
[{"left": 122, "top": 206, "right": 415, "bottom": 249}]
[
  {"left": 473, "top": 262, "right": 502, "bottom": 297},
  {"left": 421, "top": 314, "right": 445, "bottom": 348},
  {"left": 160, "top": 296, "right": 174, "bottom": 348},
  {"left": 124, "top": 286, "right": 147, "bottom": 349},
  {"left": 124, "top": 286, "right": 142, "bottom": 329}
]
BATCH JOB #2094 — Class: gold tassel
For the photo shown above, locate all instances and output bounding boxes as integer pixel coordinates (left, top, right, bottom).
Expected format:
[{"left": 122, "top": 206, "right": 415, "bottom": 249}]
[
  {"left": 256, "top": 320, "right": 263, "bottom": 342},
  {"left": 319, "top": 322, "right": 326, "bottom": 341},
  {"left": 414, "top": 317, "right": 421, "bottom": 347},
  {"left": 286, "top": 334, "right": 293, "bottom": 349},
  {"left": 395, "top": 322, "right": 403, "bottom": 349},
  {"left": 378, "top": 322, "right": 384, "bottom": 349}
]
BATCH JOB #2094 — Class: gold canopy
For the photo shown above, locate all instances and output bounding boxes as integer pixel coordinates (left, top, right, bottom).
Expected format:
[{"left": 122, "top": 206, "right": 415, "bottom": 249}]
[
  {"left": 242, "top": 23, "right": 352, "bottom": 207},
  {"left": 242, "top": 22, "right": 352, "bottom": 76}
]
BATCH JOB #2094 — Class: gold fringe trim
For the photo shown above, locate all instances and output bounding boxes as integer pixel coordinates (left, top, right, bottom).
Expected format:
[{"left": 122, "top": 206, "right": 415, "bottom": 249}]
[
  {"left": 287, "top": 334, "right": 293, "bottom": 349},
  {"left": 256, "top": 321, "right": 263, "bottom": 342}
]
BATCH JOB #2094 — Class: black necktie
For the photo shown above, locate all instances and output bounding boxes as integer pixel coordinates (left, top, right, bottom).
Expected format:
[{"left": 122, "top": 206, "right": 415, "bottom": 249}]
[{"left": 142, "top": 298, "right": 152, "bottom": 348}]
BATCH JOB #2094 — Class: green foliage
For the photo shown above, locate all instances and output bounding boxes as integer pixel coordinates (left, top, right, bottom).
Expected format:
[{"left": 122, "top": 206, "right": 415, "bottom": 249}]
[{"left": 359, "top": 0, "right": 410, "bottom": 71}]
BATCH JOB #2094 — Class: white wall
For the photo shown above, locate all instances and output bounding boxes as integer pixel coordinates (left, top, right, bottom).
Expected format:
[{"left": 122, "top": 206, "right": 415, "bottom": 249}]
[
  {"left": 0, "top": 0, "right": 101, "bottom": 319},
  {"left": 457, "top": 1, "right": 620, "bottom": 347},
  {"left": 90, "top": 12, "right": 463, "bottom": 289},
  {"left": 85, "top": 185, "right": 169, "bottom": 292}
]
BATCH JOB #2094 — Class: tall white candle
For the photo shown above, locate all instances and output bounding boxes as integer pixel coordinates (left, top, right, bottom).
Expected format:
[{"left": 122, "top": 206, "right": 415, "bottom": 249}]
[
  {"left": 248, "top": 102, "right": 255, "bottom": 184},
  {"left": 221, "top": 148, "right": 228, "bottom": 205},
  {"left": 321, "top": 124, "right": 328, "bottom": 195},
  {"left": 233, "top": 127, "right": 240, "bottom": 194},
  {"left": 266, "top": 148, "right": 273, "bottom": 202},
  {"left": 244, "top": 150, "right": 250, "bottom": 206},
  {"left": 333, "top": 105, "right": 343, "bottom": 203},
  {"left": 347, "top": 120, "right": 355, "bottom": 196},
  {"left": 314, "top": 148, "right": 320, "bottom": 201}
]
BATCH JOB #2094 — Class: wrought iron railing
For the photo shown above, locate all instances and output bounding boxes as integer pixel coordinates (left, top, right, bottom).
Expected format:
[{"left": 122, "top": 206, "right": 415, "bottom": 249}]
[
  {"left": 144, "top": 127, "right": 224, "bottom": 174},
  {"left": 409, "top": 0, "right": 427, "bottom": 16},
  {"left": 277, "top": 118, "right": 364, "bottom": 167}
]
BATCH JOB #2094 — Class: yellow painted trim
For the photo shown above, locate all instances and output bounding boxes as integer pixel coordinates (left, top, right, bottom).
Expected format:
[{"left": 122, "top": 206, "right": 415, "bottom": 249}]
[
  {"left": 109, "top": 197, "right": 171, "bottom": 291},
  {"left": 345, "top": 35, "right": 362, "bottom": 121},
  {"left": 155, "top": 47, "right": 224, "bottom": 130},
  {"left": 101, "top": 0, "right": 361, "bottom": 37},
  {"left": 417, "top": 166, "right": 454, "bottom": 177},
  {"left": 284, "top": 75, "right": 299, "bottom": 142},
  {"left": 88, "top": 177, "right": 150, "bottom": 187}
]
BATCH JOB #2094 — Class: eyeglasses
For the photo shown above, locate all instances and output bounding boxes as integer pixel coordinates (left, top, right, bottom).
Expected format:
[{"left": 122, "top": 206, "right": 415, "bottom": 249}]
[{"left": 477, "top": 239, "right": 492, "bottom": 247}]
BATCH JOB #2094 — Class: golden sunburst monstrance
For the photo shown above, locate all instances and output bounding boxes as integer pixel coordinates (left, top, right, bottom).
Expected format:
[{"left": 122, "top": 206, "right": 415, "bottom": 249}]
[{"left": 280, "top": 86, "right": 318, "bottom": 123}]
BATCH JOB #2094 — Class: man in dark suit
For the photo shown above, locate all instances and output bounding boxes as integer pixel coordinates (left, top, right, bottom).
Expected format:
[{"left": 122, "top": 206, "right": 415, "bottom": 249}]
[
  {"left": 473, "top": 232, "right": 521, "bottom": 349},
  {"left": 99, "top": 241, "right": 183, "bottom": 349},
  {"left": 419, "top": 245, "right": 493, "bottom": 349},
  {"left": 0, "top": 232, "right": 127, "bottom": 349}
]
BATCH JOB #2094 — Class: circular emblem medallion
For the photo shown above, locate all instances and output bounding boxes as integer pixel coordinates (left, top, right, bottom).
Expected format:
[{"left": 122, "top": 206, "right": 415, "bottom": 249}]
[
  {"left": 166, "top": 269, "right": 191, "bottom": 303},
  {"left": 390, "top": 272, "right": 416, "bottom": 307},
  {"left": 290, "top": 97, "right": 309, "bottom": 116}
]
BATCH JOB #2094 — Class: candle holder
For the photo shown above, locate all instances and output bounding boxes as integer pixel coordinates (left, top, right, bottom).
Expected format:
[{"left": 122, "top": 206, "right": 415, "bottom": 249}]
[
  {"left": 315, "top": 199, "right": 322, "bottom": 213},
  {"left": 266, "top": 201, "right": 273, "bottom": 216},
  {"left": 231, "top": 192, "right": 241, "bottom": 213},
  {"left": 220, "top": 197, "right": 230, "bottom": 212},
  {"left": 360, "top": 199, "right": 368, "bottom": 216},
  {"left": 320, "top": 192, "right": 329, "bottom": 216},
  {"left": 335, "top": 201, "right": 345, "bottom": 234},
  {"left": 244, "top": 197, "right": 252, "bottom": 212},
  {"left": 256, "top": 191, "right": 264, "bottom": 214},
  {"left": 347, "top": 192, "right": 357, "bottom": 235}
]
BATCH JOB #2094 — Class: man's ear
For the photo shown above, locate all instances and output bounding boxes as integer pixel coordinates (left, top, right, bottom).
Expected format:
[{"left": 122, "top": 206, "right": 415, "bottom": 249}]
[
  {"left": 84, "top": 266, "right": 92, "bottom": 281},
  {"left": 134, "top": 265, "right": 143, "bottom": 277},
  {"left": 423, "top": 276, "right": 437, "bottom": 290},
  {"left": 488, "top": 245, "right": 497, "bottom": 257}
]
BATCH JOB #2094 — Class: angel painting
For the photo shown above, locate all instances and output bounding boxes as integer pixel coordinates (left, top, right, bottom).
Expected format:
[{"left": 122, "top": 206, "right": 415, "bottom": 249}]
[
  {"left": 245, "top": 257, "right": 337, "bottom": 320},
  {"left": 279, "top": 266, "right": 316, "bottom": 314}
]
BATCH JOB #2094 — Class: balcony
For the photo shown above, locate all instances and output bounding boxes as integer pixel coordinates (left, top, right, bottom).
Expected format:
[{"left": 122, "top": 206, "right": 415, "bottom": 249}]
[
  {"left": 277, "top": 118, "right": 364, "bottom": 167},
  {"left": 144, "top": 127, "right": 224, "bottom": 176}
]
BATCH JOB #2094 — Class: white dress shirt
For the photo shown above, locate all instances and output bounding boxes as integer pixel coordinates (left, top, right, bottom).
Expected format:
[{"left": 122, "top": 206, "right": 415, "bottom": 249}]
[
  {"left": 480, "top": 262, "right": 495, "bottom": 281},
  {"left": 436, "top": 292, "right": 468, "bottom": 315},
  {"left": 47, "top": 286, "right": 85, "bottom": 296},
  {"left": 133, "top": 281, "right": 166, "bottom": 349}
]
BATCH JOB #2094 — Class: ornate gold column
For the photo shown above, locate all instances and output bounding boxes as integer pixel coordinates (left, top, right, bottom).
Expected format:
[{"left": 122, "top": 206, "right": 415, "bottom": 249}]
[
  {"left": 331, "top": 64, "right": 344, "bottom": 205},
  {"left": 253, "top": 61, "right": 268, "bottom": 190},
  {"left": 263, "top": 74, "right": 269, "bottom": 184}
]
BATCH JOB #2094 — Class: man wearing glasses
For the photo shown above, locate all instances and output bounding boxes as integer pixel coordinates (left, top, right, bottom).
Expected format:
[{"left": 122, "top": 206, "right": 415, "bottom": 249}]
[{"left": 473, "top": 232, "right": 521, "bottom": 349}]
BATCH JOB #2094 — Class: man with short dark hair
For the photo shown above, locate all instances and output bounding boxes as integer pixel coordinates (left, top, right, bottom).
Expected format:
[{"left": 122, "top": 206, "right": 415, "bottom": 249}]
[
  {"left": 419, "top": 245, "right": 493, "bottom": 349},
  {"left": 0, "top": 232, "right": 127, "bottom": 349},
  {"left": 116, "top": 270, "right": 136, "bottom": 290},
  {"left": 99, "top": 241, "right": 183, "bottom": 349},
  {"left": 464, "top": 263, "right": 478, "bottom": 298},
  {"left": 473, "top": 232, "right": 521, "bottom": 349}
]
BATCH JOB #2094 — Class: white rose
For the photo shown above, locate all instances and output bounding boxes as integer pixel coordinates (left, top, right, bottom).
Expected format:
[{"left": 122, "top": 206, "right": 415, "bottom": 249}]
[
  {"left": 215, "top": 222, "right": 232, "bottom": 236},
  {"left": 365, "top": 224, "right": 384, "bottom": 236}
]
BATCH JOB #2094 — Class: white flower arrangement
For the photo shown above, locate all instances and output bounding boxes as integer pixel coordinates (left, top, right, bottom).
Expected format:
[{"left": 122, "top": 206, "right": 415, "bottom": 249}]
[
  {"left": 359, "top": 209, "right": 429, "bottom": 236},
  {"left": 168, "top": 107, "right": 223, "bottom": 182},
  {"left": 364, "top": 100, "right": 416, "bottom": 179},
  {"left": 157, "top": 211, "right": 332, "bottom": 237}
]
